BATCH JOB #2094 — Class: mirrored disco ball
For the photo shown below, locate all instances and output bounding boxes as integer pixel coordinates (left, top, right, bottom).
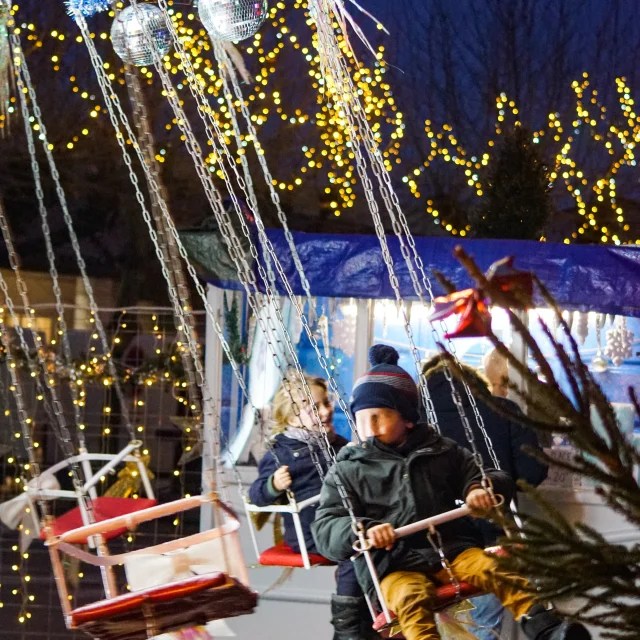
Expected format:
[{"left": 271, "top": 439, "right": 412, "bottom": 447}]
[
  {"left": 111, "top": 4, "right": 172, "bottom": 67},
  {"left": 199, "top": 0, "right": 268, "bottom": 42}
]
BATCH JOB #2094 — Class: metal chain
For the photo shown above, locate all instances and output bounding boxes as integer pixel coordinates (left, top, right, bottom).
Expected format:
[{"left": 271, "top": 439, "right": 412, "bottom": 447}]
[
  {"left": 0, "top": 246, "right": 92, "bottom": 522},
  {"left": 427, "top": 527, "right": 461, "bottom": 596},
  {"left": 145, "top": 3, "right": 365, "bottom": 532},
  {"left": 11, "top": 35, "right": 139, "bottom": 445},
  {"left": 76, "top": 13, "right": 289, "bottom": 495},
  {"left": 0, "top": 309, "right": 46, "bottom": 512},
  {"left": 215, "top": 44, "right": 349, "bottom": 396},
  {"left": 13, "top": 50, "right": 84, "bottom": 443},
  {"left": 120, "top": 0, "right": 339, "bottom": 470},
  {"left": 212, "top": 41, "right": 315, "bottom": 312},
  {"left": 120, "top": 28, "right": 202, "bottom": 422},
  {"left": 143, "top": 1, "right": 357, "bottom": 450},
  {"left": 90, "top": 4, "right": 362, "bottom": 529},
  {"left": 0, "top": 212, "right": 69, "bottom": 438},
  {"left": 309, "top": 4, "right": 502, "bottom": 476},
  {"left": 74, "top": 16, "right": 221, "bottom": 477},
  {"left": 308, "top": 3, "right": 440, "bottom": 435}
]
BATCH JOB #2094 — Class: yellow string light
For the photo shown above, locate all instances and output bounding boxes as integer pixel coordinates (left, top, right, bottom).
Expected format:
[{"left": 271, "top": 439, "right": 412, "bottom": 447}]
[{"left": 402, "top": 75, "right": 640, "bottom": 244}]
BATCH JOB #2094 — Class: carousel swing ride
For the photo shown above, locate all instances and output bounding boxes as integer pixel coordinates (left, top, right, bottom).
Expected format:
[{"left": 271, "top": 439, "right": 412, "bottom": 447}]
[{"left": 1, "top": 1, "right": 627, "bottom": 639}]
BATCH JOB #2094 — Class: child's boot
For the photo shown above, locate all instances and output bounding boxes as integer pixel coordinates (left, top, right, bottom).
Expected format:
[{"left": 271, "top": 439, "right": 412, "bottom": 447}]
[
  {"left": 520, "top": 604, "right": 591, "bottom": 640},
  {"left": 330, "top": 595, "right": 379, "bottom": 640}
]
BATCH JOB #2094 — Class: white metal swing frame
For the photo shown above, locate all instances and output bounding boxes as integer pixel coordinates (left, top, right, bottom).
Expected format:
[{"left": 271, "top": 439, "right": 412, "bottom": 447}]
[
  {"left": 45, "top": 495, "right": 255, "bottom": 638},
  {"left": 26, "top": 440, "right": 155, "bottom": 541},
  {"left": 361, "top": 498, "right": 507, "bottom": 636},
  {"left": 243, "top": 492, "right": 329, "bottom": 569}
]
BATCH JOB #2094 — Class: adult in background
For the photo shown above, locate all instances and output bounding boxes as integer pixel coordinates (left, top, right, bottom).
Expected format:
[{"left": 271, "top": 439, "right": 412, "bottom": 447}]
[{"left": 422, "top": 354, "right": 548, "bottom": 640}]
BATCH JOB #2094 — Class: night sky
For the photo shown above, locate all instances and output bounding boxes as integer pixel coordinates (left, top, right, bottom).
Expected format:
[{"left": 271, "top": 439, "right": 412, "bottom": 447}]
[{"left": 1, "top": 0, "right": 639, "bottom": 303}]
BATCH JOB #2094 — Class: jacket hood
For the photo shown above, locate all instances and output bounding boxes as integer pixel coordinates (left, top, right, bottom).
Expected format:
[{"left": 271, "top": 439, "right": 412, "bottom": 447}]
[{"left": 422, "top": 360, "right": 491, "bottom": 413}]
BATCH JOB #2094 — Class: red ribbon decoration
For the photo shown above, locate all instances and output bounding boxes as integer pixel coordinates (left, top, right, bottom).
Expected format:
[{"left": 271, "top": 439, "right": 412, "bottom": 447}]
[{"left": 429, "top": 256, "right": 533, "bottom": 339}]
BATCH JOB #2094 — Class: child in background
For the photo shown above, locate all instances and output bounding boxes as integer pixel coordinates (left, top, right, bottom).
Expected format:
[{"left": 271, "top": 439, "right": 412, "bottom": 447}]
[{"left": 249, "top": 373, "right": 378, "bottom": 639}]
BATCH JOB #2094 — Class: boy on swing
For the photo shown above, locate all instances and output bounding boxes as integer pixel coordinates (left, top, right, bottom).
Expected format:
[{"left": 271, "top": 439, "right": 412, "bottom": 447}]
[{"left": 312, "top": 345, "right": 590, "bottom": 640}]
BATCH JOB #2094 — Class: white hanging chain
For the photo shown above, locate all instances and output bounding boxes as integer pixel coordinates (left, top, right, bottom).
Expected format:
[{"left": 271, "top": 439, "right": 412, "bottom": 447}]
[
  {"left": 328, "top": 41, "right": 501, "bottom": 471},
  {"left": 72, "top": 16, "right": 225, "bottom": 485},
  {"left": 427, "top": 526, "right": 461, "bottom": 596},
  {"left": 116, "top": 0, "right": 340, "bottom": 475},
  {"left": 0, "top": 222, "right": 94, "bottom": 521},
  {"left": 118, "top": 14, "right": 202, "bottom": 421},
  {"left": 87, "top": 6, "right": 291, "bottom": 478},
  {"left": 75, "top": 11, "right": 292, "bottom": 495},
  {"left": 308, "top": 2, "right": 440, "bottom": 429},
  {"left": 78, "top": 8, "right": 366, "bottom": 538},
  {"left": 14, "top": 29, "right": 211, "bottom": 492},
  {"left": 10, "top": 35, "right": 139, "bottom": 446},
  {"left": 131, "top": 4, "right": 370, "bottom": 533},
  {"left": 309, "top": 3, "right": 500, "bottom": 483},
  {"left": 13, "top": 47, "right": 84, "bottom": 442},
  {"left": 132, "top": 0, "right": 357, "bottom": 455},
  {"left": 215, "top": 43, "right": 352, "bottom": 412},
  {"left": 0, "top": 301, "right": 48, "bottom": 515},
  {"left": 211, "top": 41, "right": 314, "bottom": 308},
  {"left": 215, "top": 44, "right": 349, "bottom": 400}
]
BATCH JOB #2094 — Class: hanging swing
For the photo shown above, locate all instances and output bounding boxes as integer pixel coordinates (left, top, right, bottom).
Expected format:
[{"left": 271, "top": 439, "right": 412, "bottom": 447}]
[
  {"left": 362, "top": 504, "right": 507, "bottom": 637},
  {"left": 33, "top": 441, "right": 157, "bottom": 543},
  {"left": 243, "top": 492, "right": 335, "bottom": 569},
  {"left": 5, "top": 22, "right": 260, "bottom": 638},
  {"left": 45, "top": 495, "right": 257, "bottom": 640}
]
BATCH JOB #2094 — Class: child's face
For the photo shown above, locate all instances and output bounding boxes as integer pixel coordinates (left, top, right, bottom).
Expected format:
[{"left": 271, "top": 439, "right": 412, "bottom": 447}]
[
  {"left": 486, "top": 358, "right": 509, "bottom": 398},
  {"left": 355, "top": 407, "right": 413, "bottom": 446},
  {"left": 295, "top": 385, "right": 335, "bottom": 436}
]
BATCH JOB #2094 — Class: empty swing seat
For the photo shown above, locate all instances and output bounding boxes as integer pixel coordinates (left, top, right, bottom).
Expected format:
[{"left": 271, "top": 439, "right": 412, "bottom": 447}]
[
  {"left": 70, "top": 572, "right": 257, "bottom": 640},
  {"left": 259, "top": 541, "right": 336, "bottom": 567},
  {"left": 40, "top": 496, "right": 158, "bottom": 543}
]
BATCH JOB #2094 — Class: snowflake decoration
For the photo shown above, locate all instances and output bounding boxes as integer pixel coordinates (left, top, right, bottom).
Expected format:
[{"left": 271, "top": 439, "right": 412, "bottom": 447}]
[
  {"left": 65, "top": 0, "right": 112, "bottom": 18},
  {"left": 604, "top": 318, "right": 634, "bottom": 367}
]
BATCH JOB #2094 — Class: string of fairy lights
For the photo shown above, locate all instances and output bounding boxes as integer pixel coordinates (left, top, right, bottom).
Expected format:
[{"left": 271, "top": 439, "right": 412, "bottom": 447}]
[
  {"left": 402, "top": 73, "right": 640, "bottom": 245},
  {"left": 4, "top": 3, "right": 638, "bottom": 242},
  {"left": 4, "top": 0, "right": 403, "bottom": 220},
  {"left": 0, "top": 305, "right": 201, "bottom": 621}
]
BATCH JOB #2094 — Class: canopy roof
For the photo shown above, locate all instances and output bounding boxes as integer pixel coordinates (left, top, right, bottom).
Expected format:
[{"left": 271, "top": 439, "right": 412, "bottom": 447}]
[{"left": 181, "top": 229, "right": 640, "bottom": 317}]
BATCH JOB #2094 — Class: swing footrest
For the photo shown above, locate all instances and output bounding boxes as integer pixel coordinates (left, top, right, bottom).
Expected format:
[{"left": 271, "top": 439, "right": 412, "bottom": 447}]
[
  {"left": 259, "top": 541, "right": 336, "bottom": 567},
  {"left": 372, "top": 582, "right": 483, "bottom": 632},
  {"left": 70, "top": 573, "right": 257, "bottom": 640},
  {"left": 41, "top": 497, "right": 158, "bottom": 543}
]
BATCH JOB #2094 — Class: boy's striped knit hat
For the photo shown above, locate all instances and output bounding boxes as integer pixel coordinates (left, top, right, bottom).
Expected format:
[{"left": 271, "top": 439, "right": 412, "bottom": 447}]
[{"left": 350, "top": 345, "right": 419, "bottom": 423}]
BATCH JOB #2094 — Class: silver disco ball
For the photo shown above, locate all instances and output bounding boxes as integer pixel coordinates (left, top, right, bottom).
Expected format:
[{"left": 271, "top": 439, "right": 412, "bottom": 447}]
[
  {"left": 111, "top": 4, "right": 172, "bottom": 67},
  {"left": 199, "top": 0, "right": 268, "bottom": 42}
]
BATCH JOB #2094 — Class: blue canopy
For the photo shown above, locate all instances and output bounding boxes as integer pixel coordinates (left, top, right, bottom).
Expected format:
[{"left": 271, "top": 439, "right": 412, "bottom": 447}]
[{"left": 195, "top": 229, "right": 640, "bottom": 317}]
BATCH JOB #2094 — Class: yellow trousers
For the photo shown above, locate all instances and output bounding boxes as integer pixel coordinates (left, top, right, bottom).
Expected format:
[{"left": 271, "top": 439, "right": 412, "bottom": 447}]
[{"left": 380, "top": 547, "right": 535, "bottom": 640}]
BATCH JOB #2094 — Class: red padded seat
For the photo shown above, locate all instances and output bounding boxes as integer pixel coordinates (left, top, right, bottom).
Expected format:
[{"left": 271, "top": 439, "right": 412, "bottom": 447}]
[
  {"left": 372, "top": 581, "right": 483, "bottom": 634},
  {"left": 259, "top": 541, "right": 336, "bottom": 567},
  {"left": 41, "top": 497, "right": 158, "bottom": 543},
  {"left": 70, "top": 573, "right": 257, "bottom": 640},
  {"left": 372, "top": 546, "right": 509, "bottom": 636}
]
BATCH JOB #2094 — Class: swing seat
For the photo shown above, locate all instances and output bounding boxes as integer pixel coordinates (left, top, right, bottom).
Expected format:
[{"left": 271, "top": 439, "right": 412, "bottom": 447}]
[
  {"left": 40, "top": 497, "right": 158, "bottom": 543},
  {"left": 70, "top": 572, "right": 257, "bottom": 640},
  {"left": 259, "top": 541, "right": 336, "bottom": 567},
  {"left": 48, "top": 495, "right": 256, "bottom": 637},
  {"left": 372, "top": 546, "right": 507, "bottom": 633}
]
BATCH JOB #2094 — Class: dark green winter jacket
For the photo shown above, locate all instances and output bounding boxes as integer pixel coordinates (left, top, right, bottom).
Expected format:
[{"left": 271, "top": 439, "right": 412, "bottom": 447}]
[{"left": 311, "top": 423, "right": 514, "bottom": 598}]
